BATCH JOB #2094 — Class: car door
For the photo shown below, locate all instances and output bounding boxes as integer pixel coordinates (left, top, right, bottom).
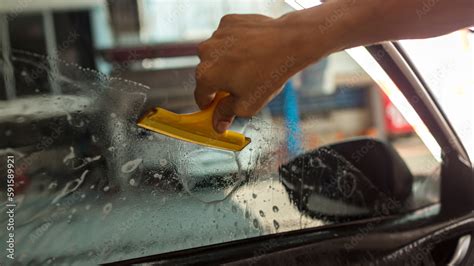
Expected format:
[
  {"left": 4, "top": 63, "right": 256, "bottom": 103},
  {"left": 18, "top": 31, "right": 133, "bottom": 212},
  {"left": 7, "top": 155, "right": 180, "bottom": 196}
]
[{"left": 104, "top": 41, "right": 473, "bottom": 265}]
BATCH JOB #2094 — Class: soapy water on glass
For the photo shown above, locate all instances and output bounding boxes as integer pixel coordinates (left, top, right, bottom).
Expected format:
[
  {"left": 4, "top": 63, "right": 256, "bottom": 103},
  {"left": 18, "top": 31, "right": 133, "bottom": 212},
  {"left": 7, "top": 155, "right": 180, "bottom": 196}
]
[
  {"left": 1, "top": 50, "right": 345, "bottom": 264},
  {"left": 12, "top": 50, "right": 266, "bottom": 203}
]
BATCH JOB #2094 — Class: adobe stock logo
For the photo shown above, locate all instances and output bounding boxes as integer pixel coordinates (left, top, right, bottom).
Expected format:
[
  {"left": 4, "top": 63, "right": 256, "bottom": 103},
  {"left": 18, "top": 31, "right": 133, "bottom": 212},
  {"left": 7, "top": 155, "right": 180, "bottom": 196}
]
[{"left": 416, "top": 0, "right": 440, "bottom": 19}]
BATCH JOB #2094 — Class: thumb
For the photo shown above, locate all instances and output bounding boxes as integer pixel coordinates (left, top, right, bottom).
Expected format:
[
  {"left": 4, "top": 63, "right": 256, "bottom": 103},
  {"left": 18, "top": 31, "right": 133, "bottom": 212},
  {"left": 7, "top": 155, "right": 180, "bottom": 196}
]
[{"left": 213, "top": 95, "right": 236, "bottom": 133}]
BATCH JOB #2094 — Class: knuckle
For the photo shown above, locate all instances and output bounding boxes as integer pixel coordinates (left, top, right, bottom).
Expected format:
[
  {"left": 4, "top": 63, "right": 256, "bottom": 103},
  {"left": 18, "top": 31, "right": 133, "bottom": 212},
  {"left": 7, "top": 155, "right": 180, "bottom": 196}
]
[
  {"left": 220, "top": 14, "right": 238, "bottom": 25},
  {"left": 250, "top": 14, "right": 270, "bottom": 20},
  {"left": 197, "top": 71, "right": 210, "bottom": 84},
  {"left": 195, "top": 64, "right": 207, "bottom": 80},
  {"left": 195, "top": 70, "right": 214, "bottom": 93},
  {"left": 211, "top": 29, "right": 222, "bottom": 38},
  {"left": 197, "top": 42, "right": 209, "bottom": 57}
]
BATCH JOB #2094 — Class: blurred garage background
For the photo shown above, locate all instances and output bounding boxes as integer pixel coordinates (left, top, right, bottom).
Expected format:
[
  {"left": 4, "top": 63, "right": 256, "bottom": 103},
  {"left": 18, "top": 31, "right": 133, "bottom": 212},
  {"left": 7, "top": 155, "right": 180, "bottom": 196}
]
[
  {"left": 1, "top": 0, "right": 465, "bottom": 175},
  {"left": 0, "top": 0, "right": 472, "bottom": 263}
]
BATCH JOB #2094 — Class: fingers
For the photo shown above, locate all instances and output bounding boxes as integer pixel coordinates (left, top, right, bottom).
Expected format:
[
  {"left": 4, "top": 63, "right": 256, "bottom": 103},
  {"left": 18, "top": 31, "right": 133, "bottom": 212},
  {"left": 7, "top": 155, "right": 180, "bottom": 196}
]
[
  {"left": 194, "top": 83, "right": 215, "bottom": 110},
  {"left": 213, "top": 95, "right": 236, "bottom": 133},
  {"left": 194, "top": 13, "right": 287, "bottom": 132},
  {"left": 194, "top": 62, "right": 218, "bottom": 109}
]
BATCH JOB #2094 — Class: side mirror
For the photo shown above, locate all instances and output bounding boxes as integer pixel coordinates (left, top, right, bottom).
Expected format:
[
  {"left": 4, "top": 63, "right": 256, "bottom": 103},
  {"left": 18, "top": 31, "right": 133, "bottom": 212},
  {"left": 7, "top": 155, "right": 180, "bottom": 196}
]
[{"left": 279, "top": 138, "right": 413, "bottom": 220}]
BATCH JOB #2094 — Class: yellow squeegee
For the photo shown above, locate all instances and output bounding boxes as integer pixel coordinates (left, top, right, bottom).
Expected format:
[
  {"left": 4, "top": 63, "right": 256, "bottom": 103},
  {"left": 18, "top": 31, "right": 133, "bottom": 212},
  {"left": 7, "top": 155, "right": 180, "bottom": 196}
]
[{"left": 137, "top": 92, "right": 251, "bottom": 151}]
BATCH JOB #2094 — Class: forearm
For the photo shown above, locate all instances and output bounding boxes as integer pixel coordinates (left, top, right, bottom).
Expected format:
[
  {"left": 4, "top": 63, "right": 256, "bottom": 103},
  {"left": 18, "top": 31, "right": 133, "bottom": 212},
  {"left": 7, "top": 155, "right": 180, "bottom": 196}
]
[
  {"left": 279, "top": 0, "right": 474, "bottom": 66},
  {"left": 194, "top": 0, "right": 473, "bottom": 131}
]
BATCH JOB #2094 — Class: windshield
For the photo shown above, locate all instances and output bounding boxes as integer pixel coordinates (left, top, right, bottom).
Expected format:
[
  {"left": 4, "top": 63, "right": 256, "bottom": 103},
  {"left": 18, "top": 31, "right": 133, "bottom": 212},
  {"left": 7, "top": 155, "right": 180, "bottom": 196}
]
[
  {"left": 0, "top": 0, "right": 441, "bottom": 264},
  {"left": 399, "top": 30, "right": 474, "bottom": 161}
]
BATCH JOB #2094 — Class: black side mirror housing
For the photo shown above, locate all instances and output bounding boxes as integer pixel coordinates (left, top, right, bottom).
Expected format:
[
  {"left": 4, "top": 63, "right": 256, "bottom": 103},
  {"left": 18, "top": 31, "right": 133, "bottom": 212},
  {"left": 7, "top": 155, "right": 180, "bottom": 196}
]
[{"left": 279, "top": 138, "right": 413, "bottom": 220}]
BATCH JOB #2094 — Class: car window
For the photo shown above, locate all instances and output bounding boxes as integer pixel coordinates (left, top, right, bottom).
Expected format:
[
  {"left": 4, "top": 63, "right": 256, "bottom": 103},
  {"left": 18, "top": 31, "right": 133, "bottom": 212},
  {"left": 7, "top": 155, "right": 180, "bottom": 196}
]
[
  {"left": 0, "top": 1, "right": 441, "bottom": 264},
  {"left": 399, "top": 31, "right": 473, "bottom": 161}
]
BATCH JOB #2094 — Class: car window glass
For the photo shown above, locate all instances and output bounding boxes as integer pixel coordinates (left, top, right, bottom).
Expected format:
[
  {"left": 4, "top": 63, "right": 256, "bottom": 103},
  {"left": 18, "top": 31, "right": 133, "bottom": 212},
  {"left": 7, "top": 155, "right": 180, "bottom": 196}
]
[
  {"left": 0, "top": 1, "right": 441, "bottom": 264},
  {"left": 399, "top": 31, "right": 473, "bottom": 160}
]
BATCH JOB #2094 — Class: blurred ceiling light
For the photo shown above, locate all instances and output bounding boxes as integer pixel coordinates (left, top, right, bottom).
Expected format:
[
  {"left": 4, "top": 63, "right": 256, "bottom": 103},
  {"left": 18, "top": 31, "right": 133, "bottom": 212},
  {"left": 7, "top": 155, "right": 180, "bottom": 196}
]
[
  {"left": 285, "top": 2, "right": 442, "bottom": 161},
  {"left": 399, "top": 31, "right": 473, "bottom": 161},
  {"left": 346, "top": 47, "right": 442, "bottom": 161},
  {"left": 284, "top": 0, "right": 322, "bottom": 10},
  {"left": 140, "top": 56, "right": 199, "bottom": 70}
]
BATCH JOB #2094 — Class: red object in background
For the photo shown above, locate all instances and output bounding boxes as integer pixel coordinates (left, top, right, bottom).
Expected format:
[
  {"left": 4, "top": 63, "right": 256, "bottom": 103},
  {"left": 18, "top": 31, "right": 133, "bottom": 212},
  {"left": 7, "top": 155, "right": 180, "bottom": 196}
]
[
  {"left": 15, "top": 174, "right": 30, "bottom": 194},
  {"left": 99, "top": 42, "right": 199, "bottom": 63},
  {"left": 382, "top": 92, "right": 414, "bottom": 135}
]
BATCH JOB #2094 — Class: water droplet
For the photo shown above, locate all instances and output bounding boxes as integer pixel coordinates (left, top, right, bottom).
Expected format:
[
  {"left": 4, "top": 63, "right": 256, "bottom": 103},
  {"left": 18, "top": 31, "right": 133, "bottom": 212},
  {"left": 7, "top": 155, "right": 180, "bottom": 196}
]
[
  {"left": 272, "top": 206, "right": 279, "bottom": 213},
  {"left": 121, "top": 158, "right": 143, "bottom": 173},
  {"left": 51, "top": 170, "right": 89, "bottom": 204},
  {"left": 103, "top": 203, "right": 113, "bottom": 215},
  {"left": 16, "top": 116, "right": 26, "bottom": 123},
  {"left": 90, "top": 184, "right": 95, "bottom": 189},
  {"left": 253, "top": 219, "right": 259, "bottom": 228},
  {"left": 103, "top": 186, "right": 110, "bottom": 192},
  {"left": 63, "top": 146, "right": 75, "bottom": 164},
  {"left": 110, "top": 113, "right": 117, "bottom": 118},
  {"left": 259, "top": 210, "right": 265, "bottom": 217},
  {"left": 48, "top": 182, "right": 58, "bottom": 190},
  {"left": 5, "top": 130, "right": 12, "bottom": 136},
  {"left": 273, "top": 220, "right": 280, "bottom": 230},
  {"left": 85, "top": 205, "right": 91, "bottom": 210},
  {"left": 129, "top": 178, "right": 136, "bottom": 186},
  {"left": 159, "top": 159, "right": 167, "bottom": 166},
  {"left": 245, "top": 211, "right": 250, "bottom": 219}
]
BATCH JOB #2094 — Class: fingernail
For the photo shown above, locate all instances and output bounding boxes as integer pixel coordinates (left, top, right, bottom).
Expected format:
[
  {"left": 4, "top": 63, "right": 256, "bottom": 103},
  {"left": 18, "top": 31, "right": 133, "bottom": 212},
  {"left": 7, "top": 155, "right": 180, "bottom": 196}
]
[{"left": 216, "top": 121, "right": 230, "bottom": 133}]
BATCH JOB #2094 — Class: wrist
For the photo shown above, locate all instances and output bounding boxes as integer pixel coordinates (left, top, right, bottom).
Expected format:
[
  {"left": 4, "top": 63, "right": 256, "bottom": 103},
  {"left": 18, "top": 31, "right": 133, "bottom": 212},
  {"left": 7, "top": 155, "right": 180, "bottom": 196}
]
[
  {"left": 275, "top": 9, "right": 331, "bottom": 60},
  {"left": 276, "top": 0, "right": 384, "bottom": 62}
]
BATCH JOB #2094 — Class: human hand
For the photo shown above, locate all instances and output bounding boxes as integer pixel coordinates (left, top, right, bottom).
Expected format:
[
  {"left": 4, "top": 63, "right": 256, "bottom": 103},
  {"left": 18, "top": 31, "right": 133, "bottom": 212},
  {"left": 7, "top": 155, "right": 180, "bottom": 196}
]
[{"left": 194, "top": 13, "right": 314, "bottom": 133}]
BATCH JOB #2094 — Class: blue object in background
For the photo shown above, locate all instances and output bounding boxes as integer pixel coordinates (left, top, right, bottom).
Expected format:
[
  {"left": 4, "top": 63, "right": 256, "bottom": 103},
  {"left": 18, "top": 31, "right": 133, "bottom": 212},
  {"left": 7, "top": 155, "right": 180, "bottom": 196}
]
[{"left": 283, "top": 80, "right": 303, "bottom": 157}]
